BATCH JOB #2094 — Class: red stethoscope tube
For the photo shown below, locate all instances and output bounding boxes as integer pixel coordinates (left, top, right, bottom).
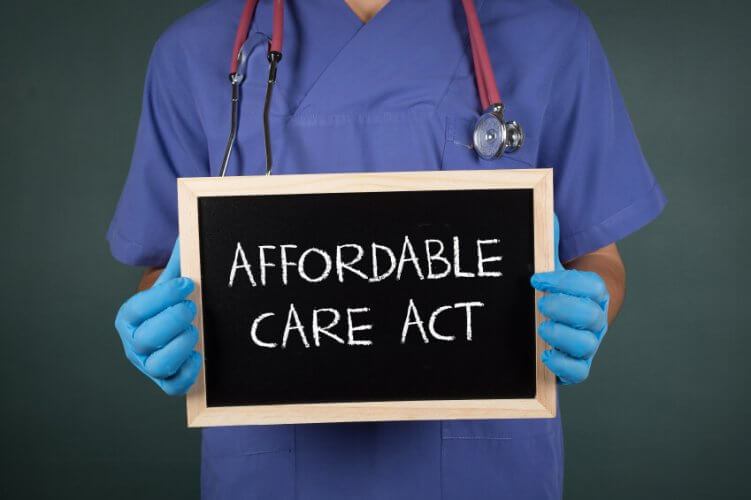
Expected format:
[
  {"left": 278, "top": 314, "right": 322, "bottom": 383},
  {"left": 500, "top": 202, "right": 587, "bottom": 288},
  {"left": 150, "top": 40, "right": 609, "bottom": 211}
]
[
  {"left": 461, "top": 0, "right": 501, "bottom": 109},
  {"left": 220, "top": 0, "right": 520, "bottom": 176},
  {"left": 221, "top": 0, "right": 284, "bottom": 176},
  {"left": 229, "top": 0, "right": 284, "bottom": 74}
]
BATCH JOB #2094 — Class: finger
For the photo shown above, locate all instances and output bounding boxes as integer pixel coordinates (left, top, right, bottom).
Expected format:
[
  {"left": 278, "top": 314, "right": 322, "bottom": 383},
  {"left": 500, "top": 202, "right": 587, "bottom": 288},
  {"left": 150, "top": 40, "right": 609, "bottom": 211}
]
[
  {"left": 157, "top": 351, "right": 202, "bottom": 396},
  {"left": 537, "top": 293, "right": 607, "bottom": 334},
  {"left": 131, "top": 300, "right": 197, "bottom": 354},
  {"left": 144, "top": 326, "right": 199, "bottom": 378},
  {"left": 542, "top": 349, "right": 590, "bottom": 385},
  {"left": 538, "top": 320, "right": 599, "bottom": 359},
  {"left": 117, "top": 277, "right": 194, "bottom": 328},
  {"left": 124, "top": 345, "right": 148, "bottom": 375},
  {"left": 553, "top": 214, "right": 563, "bottom": 271},
  {"left": 531, "top": 269, "right": 608, "bottom": 305},
  {"left": 155, "top": 239, "right": 182, "bottom": 286}
]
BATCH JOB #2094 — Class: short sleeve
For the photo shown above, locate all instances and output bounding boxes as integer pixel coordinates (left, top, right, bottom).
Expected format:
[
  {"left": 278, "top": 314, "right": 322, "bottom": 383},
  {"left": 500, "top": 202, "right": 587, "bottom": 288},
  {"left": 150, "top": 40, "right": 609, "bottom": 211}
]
[
  {"left": 107, "top": 33, "right": 209, "bottom": 267},
  {"left": 539, "top": 11, "right": 666, "bottom": 262}
]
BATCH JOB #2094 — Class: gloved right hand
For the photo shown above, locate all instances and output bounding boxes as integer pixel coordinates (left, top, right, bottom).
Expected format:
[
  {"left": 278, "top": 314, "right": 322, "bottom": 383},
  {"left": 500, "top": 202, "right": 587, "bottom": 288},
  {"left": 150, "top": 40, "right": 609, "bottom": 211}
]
[{"left": 114, "top": 240, "right": 202, "bottom": 395}]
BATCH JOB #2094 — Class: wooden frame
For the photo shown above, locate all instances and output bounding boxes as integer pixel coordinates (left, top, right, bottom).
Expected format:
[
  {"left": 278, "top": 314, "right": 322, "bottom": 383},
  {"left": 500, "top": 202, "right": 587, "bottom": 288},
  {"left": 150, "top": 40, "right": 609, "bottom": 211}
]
[{"left": 178, "top": 169, "right": 555, "bottom": 427}]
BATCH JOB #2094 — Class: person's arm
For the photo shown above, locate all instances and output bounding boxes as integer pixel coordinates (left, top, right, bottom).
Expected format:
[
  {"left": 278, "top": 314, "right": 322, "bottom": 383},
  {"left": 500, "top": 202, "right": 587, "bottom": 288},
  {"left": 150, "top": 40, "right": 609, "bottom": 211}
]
[
  {"left": 137, "top": 267, "right": 163, "bottom": 292},
  {"left": 565, "top": 242, "right": 625, "bottom": 325}
]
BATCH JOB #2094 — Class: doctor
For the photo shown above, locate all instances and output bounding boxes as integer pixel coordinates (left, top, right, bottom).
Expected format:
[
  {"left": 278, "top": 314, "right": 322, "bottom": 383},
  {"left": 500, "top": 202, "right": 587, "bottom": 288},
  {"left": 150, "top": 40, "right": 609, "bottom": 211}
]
[{"left": 110, "top": 0, "right": 665, "bottom": 498}]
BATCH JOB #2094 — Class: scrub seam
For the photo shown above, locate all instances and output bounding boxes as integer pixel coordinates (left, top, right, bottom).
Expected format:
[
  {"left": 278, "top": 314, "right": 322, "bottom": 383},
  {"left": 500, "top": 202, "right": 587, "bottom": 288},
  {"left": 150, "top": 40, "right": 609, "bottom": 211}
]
[
  {"left": 442, "top": 436, "right": 513, "bottom": 440},
  {"left": 559, "top": 180, "right": 666, "bottom": 262},
  {"left": 235, "top": 448, "right": 290, "bottom": 457},
  {"left": 287, "top": 23, "right": 366, "bottom": 116},
  {"left": 560, "top": 180, "right": 663, "bottom": 241},
  {"left": 293, "top": 424, "right": 298, "bottom": 500},
  {"left": 109, "top": 227, "right": 146, "bottom": 249},
  {"left": 107, "top": 228, "right": 175, "bottom": 267},
  {"left": 439, "top": 116, "right": 451, "bottom": 171},
  {"left": 439, "top": 420, "right": 444, "bottom": 500}
]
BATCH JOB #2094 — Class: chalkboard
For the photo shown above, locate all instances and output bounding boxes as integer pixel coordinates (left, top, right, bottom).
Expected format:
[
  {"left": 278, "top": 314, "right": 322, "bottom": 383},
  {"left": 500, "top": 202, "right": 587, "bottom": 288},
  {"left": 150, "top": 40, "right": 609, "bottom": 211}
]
[{"left": 178, "top": 170, "right": 555, "bottom": 426}]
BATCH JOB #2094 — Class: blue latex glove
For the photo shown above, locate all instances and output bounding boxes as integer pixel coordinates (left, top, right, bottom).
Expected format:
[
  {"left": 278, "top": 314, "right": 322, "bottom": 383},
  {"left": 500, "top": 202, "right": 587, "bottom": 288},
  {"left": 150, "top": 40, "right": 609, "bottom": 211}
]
[
  {"left": 530, "top": 216, "right": 610, "bottom": 384},
  {"left": 114, "top": 240, "right": 202, "bottom": 395}
]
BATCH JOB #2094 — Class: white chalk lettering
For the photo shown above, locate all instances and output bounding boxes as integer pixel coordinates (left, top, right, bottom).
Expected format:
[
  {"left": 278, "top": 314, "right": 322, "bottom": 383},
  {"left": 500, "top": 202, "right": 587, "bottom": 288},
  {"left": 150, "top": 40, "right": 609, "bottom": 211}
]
[
  {"left": 298, "top": 248, "right": 333, "bottom": 283},
  {"left": 396, "top": 236, "right": 425, "bottom": 280},
  {"left": 280, "top": 244, "right": 298, "bottom": 285},
  {"left": 229, "top": 236, "right": 504, "bottom": 287},
  {"left": 281, "top": 303, "right": 310, "bottom": 348},
  {"left": 425, "top": 239, "right": 451, "bottom": 279},
  {"left": 428, "top": 305, "right": 455, "bottom": 341},
  {"left": 454, "top": 301, "right": 485, "bottom": 341},
  {"left": 250, "top": 312, "right": 276, "bottom": 348},
  {"left": 336, "top": 244, "right": 368, "bottom": 282},
  {"left": 477, "top": 239, "right": 502, "bottom": 277},
  {"left": 453, "top": 236, "right": 475, "bottom": 278},
  {"left": 347, "top": 307, "right": 373, "bottom": 346},
  {"left": 312, "top": 308, "right": 344, "bottom": 346},
  {"left": 258, "top": 245, "right": 276, "bottom": 286},
  {"left": 401, "top": 299, "right": 429, "bottom": 344},
  {"left": 228, "top": 242, "right": 257, "bottom": 287},
  {"left": 370, "top": 243, "right": 397, "bottom": 282}
]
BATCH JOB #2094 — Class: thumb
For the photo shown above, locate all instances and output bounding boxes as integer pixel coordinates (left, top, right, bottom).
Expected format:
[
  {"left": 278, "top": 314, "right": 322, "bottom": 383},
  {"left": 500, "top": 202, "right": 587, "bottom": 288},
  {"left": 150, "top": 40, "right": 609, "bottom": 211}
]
[
  {"left": 553, "top": 214, "right": 564, "bottom": 271},
  {"left": 154, "top": 238, "right": 182, "bottom": 286}
]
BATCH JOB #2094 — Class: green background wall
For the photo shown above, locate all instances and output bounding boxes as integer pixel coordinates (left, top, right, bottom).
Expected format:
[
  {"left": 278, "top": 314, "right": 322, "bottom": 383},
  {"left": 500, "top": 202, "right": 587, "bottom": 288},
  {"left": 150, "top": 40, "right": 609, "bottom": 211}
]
[{"left": 1, "top": 0, "right": 747, "bottom": 498}]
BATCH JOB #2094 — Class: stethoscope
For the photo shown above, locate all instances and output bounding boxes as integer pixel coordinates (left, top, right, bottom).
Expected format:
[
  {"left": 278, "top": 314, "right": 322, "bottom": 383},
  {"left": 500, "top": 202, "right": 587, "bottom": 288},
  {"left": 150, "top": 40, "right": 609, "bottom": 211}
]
[{"left": 219, "top": 0, "right": 524, "bottom": 177}]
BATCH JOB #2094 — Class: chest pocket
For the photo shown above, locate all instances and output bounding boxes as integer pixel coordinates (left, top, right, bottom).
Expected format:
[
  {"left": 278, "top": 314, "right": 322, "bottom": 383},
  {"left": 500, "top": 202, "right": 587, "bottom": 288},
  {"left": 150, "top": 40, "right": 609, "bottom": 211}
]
[
  {"left": 441, "top": 116, "right": 536, "bottom": 171},
  {"left": 201, "top": 426, "right": 295, "bottom": 500}
]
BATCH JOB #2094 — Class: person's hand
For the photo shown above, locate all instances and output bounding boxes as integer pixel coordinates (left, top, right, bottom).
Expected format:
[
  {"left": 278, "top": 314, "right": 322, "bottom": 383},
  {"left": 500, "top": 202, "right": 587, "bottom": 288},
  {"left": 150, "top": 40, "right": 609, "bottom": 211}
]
[
  {"left": 530, "top": 216, "right": 610, "bottom": 384},
  {"left": 114, "top": 240, "right": 202, "bottom": 395}
]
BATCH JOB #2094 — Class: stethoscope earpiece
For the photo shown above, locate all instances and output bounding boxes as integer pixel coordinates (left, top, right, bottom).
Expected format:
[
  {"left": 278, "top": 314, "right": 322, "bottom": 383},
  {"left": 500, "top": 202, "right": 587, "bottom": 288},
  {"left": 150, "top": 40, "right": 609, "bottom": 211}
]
[{"left": 473, "top": 104, "right": 525, "bottom": 160}]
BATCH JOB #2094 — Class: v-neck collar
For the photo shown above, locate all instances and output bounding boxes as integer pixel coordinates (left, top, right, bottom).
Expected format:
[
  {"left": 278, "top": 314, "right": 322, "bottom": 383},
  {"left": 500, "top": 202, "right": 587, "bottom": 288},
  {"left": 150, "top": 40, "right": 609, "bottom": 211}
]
[
  {"left": 341, "top": 0, "right": 394, "bottom": 26},
  {"left": 247, "top": 0, "right": 477, "bottom": 117}
]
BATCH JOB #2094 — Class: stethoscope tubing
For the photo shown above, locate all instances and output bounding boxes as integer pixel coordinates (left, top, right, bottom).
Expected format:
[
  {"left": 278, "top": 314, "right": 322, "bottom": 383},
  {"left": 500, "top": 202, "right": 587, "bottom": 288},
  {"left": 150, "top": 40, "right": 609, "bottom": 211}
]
[{"left": 220, "top": 0, "right": 520, "bottom": 176}]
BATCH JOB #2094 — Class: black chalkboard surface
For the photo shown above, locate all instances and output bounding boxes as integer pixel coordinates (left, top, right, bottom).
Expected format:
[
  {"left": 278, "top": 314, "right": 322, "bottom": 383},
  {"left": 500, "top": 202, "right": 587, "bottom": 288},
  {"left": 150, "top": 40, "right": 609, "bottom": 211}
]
[{"left": 178, "top": 170, "right": 555, "bottom": 426}]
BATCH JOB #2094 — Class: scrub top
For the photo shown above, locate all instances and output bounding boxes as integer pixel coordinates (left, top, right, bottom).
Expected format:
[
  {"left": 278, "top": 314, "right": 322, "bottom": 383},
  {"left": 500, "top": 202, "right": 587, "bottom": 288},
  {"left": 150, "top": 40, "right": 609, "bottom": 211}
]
[{"left": 107, "top": 1, "right": 666, "bottom": 498}]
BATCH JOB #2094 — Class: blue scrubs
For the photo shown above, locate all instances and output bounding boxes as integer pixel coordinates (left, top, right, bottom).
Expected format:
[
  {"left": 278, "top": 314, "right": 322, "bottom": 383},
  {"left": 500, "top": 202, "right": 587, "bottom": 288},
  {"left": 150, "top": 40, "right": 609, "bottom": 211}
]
[{"left": 108, "top": 1, "right": 666, "bottom": 498}]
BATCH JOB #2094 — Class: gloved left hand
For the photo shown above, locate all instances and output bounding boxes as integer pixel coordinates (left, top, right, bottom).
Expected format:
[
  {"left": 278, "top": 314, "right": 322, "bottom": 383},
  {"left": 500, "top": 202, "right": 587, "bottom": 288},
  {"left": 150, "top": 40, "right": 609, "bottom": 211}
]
[
  {"left": 115, "top": 240, "right": 201, "bottom": 395},
  {"left": 530, "top": 216, "right": 610, "bottom": 384}
]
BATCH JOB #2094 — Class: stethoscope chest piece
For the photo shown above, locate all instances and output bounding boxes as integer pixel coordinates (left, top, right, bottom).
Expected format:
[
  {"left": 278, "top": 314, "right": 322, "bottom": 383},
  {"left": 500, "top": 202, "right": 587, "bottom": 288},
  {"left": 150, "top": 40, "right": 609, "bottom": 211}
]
[{"left": 473, "top": 104, "right": 524, "bottom": 160}]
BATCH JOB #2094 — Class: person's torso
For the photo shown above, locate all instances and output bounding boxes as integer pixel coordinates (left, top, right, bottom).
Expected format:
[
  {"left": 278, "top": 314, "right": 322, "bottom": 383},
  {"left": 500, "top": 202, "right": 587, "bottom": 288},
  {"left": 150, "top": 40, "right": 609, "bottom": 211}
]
[{"left": 175, "top": 1, "right": 575, "bottom": 498}]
